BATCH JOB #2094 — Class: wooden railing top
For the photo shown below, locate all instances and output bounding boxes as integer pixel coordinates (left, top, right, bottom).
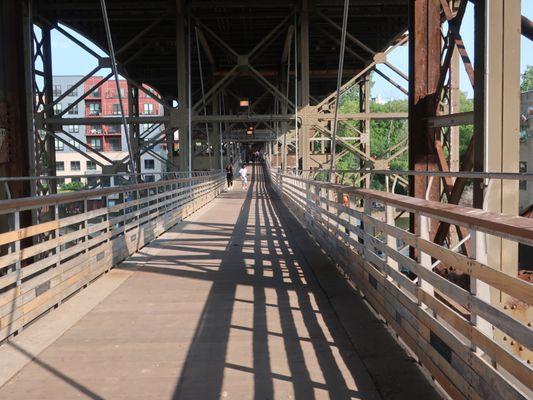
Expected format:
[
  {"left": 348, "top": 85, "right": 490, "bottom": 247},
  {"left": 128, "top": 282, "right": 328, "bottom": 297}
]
[
  {"left": 280, "top": 173, "right": 533, "bottom": 246},
  {"left": 0, "top": 173, "right": 223, "bottom": 214}
]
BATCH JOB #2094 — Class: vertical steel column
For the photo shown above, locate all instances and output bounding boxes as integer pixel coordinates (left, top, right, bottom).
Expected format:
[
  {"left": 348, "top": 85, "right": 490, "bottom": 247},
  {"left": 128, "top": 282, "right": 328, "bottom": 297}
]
[
  {"left": 176, "top": 0, "right": 189, "bottom": 172},
  {"left": 0, "top": 0, "right": 32, "bottom": 239},
  {"left": 0, "top": 0, "right": 32, "bottom": 193},
  {"left": 474, "top": 0, "right": 521, "bottom": 354},
  {"left": 299, "top": 0, "right": 311, "bottom": 170},
  {"left": 449, "top": 36, "right": 460, "bottom": 173},
  {"left": 448, "top": 25, "right": 460, "bottom": 248},
  {"left": 40, "top": 25, "right": 56, "bottom": 194},
  {"left": 0, "top": 0, "right": 36, "bottom": 252},
  {"left": 164, "top": 99, "right": 175, "bottom": 172},
  {"left": 408, "top": 0, "right": 441, "bottom": 239},
  {"left": 211, "top": 91, "right": 221, "bottom": 170},
  {"left": 359, "top": 75, "right": 371, "bottom": 188},
  {"left": 281, "top": 41, "right": 291, "bottom": 170},
  {"left": 128, "top": 84, "right": 141, "bottom": 174}
]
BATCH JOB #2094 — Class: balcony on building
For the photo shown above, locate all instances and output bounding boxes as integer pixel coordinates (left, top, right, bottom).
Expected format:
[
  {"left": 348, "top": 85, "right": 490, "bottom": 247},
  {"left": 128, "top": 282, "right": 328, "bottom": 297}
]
[{"left": 87, "top": 124, "right": 103, "bottom": 135}]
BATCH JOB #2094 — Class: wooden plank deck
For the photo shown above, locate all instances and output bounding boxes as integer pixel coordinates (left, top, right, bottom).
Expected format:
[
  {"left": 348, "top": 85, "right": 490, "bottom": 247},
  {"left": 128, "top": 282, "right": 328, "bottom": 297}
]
[{"left": 0, "top": 165, "right": 441, "bottom": 400}]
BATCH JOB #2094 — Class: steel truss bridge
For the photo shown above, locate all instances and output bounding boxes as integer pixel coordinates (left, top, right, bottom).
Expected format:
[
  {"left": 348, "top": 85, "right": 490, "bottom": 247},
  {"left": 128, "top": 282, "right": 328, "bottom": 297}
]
[{"left": 0, "top": 1, "right": 532, "bottom": 399}]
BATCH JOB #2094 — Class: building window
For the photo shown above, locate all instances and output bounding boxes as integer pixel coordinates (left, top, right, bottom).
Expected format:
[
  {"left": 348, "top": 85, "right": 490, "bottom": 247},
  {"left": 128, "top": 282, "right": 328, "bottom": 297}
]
[
  {"left": 71, "top": 177, "right": 81, "bottom": 183},
  {"left": 144, "top": 159, "right": 155, "bottom": 170},
  {"left": 89, "top": 102, "right": 101, "bottom": 115},
  {"left": 86, "top": 161, "right": 97, "bottom": 170},
  {"left": 66, "top": 84, "right": 77, "bottom": 96},
  {"left": 140, "top": 123, "right": 151, "bottom": 133},
  {"left": 53, "top": 103, "right": 62, "bottom": 115},
  {"left": 112, "top": 103, "right": 120, "bottom": 115},
  {"left": 56, "top": 161, "right": 64, "bottom": 171},
  {"left": 67, "top": 103, "right": 78, "bottom": 114},
  {"left": 108, "top": 88, "right": 126, "bottom": 98},
  {"left": 143, "top": 103, "right": 154, "bottom": 115},
  {"left": 53, "top": 85, "right": 62, "bottom": 97},
  {"left": 107, "top": 125, "right": 121, "bottom": 134},
  {"left": 114, "top": 88, "right": 126, "bottom": 98},
  {"left": 70, "top": 161, "right": 81, "bottom": 171},
  {"left": 91, "top": 88, "right": 100, "bottom": 97},
  {"left": 88, "top": 137, "right": 102, "bottom": 151},
  {"left": 519, "top": 161, "right": 527, "bottom": 191},
  {"left": 68, "top": 125, "right": 79, "bottom": 133},
  {"left": 54, "top": 139, "right": 64, "bottom": 151},
  {"left": 89, "top": 125, "right": 102, "bottom": 134},
  {"left": 87, "top": 176, "right": 98, "bottom": 187},
  {"left": 69, "top": 139, "right": 81, "bottom": 149},
  {"left": 144, "top": 175, "right": 155, "bottom": 182},
  {"left": 107, "top": 137, "right": 122, "bottom": 151}
]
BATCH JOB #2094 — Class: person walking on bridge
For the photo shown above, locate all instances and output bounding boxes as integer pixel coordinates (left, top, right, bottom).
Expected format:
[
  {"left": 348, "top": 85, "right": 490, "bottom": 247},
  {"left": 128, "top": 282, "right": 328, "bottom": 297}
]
[
  {"left": 238, "top": 164, "right": 248, "bottom": 190},
  {"left": 225, "top": 163, "right": 234, "bottom": 190}
]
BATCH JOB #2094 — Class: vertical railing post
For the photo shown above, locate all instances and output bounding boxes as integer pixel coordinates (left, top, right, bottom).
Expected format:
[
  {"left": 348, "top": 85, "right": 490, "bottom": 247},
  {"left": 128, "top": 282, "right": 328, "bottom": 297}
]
[
  {"left": 469, "top": 229, "right": 493, "bottom": 354},
  {"left": 415, "top": 211, "right": 434, "bottom": 304},
  {"left": 136, "top": 189, "right": 141, "bottom": 236},
  {"left": 14, "top": 210, "right": 21, "bottom": 288},
  {"left": 385, "top": 201, "right": 398, "bottom": 271},
  {"left": 54, "top": 202, "right": 60, "bottom": 269},
  {"left": 363, "top": 195, "right": 375, "bottom": 253},
  {"left": 83, "top": 198, "right": 88, "bottom": 254}
]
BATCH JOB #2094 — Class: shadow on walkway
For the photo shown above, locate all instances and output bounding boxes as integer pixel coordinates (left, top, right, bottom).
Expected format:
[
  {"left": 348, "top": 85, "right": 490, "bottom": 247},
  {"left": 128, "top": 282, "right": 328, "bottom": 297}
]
[{"left": 165, "top": 165, "right": 379, "bottom": 399}]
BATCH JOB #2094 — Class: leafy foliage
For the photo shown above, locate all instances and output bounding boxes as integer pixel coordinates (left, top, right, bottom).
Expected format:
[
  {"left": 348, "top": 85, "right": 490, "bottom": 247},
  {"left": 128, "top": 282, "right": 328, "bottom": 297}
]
[
  {"left": 335, "top": 89, "right": 408, "bottom": 173},
  {"left": 521, "top": 65, "right": 533, "bottom": 92},
  {"left": 333, "top": 77, "right": 474, "bottom": 191},
  {"left": 60, "top": 181, "right": 84, "bottom": 192}
]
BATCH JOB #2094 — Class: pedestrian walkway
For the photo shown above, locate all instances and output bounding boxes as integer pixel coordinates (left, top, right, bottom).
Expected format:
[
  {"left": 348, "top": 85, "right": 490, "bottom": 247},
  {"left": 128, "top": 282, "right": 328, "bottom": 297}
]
[{"left": 0, "top": 165, "right": 440, "bottom": 400}]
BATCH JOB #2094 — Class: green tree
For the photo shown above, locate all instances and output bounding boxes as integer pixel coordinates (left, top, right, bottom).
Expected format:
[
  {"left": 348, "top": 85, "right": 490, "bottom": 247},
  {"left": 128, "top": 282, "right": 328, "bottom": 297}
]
[
  {"left": 459, "top": 91, "right": 473, "bottom": 157},
  {"left": 521, "top": 65, "right": 533, "bottom": 92},
  {"left": 336, "top": 88, "right": 409, "bottom": 187},
  {"left": 60, "top": 181, "right": 84, "bottom": 192}
]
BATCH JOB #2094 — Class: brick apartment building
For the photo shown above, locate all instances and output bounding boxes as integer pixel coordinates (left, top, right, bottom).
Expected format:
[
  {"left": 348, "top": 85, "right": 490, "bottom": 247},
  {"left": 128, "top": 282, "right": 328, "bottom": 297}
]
[
  {"left": 52, "top": 75, "right": 166, "bottom": 185},
  {"left": 84, "top": 76, "right": 163, "bottom": 153}
]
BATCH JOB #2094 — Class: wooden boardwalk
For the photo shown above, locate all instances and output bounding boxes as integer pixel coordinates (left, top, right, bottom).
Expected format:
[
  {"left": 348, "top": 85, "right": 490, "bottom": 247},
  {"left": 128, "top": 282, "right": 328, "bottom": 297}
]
[{"left": 0, "top": 165, "right": 440, "bottom": 400}]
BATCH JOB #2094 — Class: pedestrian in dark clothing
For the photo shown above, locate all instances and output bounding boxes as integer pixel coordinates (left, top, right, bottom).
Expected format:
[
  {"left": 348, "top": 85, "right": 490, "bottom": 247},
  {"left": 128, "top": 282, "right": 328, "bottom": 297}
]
[{"left": 226, "top": 164, "right": 234, "bottom": 190}]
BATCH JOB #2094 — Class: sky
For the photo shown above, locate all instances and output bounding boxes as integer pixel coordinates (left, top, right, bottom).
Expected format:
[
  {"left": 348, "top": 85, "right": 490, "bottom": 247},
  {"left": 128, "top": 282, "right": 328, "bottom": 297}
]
[{"left": 50, "top": 2, "right": 532, "bottom": 101}]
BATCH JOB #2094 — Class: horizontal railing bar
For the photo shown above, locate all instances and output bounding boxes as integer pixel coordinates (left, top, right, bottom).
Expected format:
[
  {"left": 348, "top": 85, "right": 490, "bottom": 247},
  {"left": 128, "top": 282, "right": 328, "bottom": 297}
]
[
  {"left": 0, "top": 173, "right": 223, "bottom": 214},
  {"left": 0, "top": 170, "right": 218, "bottom": 182},
  {"left": 281, "top": 174, "right": 533, "bottom": 246},
  {"left": 288, "top": 169, "right": 533, "bottom": 181}
]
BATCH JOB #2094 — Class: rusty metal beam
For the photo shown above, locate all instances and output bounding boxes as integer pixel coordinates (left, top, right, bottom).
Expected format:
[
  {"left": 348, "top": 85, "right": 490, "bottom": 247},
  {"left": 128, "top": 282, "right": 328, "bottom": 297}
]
[{"left": 408, "top": 0, "right": 441, "bottom": 239}]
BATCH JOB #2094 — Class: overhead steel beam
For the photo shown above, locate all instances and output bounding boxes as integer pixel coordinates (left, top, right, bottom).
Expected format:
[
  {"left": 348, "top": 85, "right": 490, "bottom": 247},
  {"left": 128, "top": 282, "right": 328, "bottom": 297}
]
[
  {"left": 427, "top": 111, "right": 473, "bottom": 128},
  {"left": 316, "top": 10, "right": 375, "bottom": 55},
  {"left": 115, "top": 13, "right": 168, "bottom": 57},
  {"left": 196, "top": 28, "right": 214, "bottom": 64},
  {"left": 192, "top": 114, "right": 295, "bottom": 123},
  {"left": 281, "top": 25, "right": 294, "bottom": 64},
  {"left": 43, "top": 116, "right": 170, "bottom": 125}
]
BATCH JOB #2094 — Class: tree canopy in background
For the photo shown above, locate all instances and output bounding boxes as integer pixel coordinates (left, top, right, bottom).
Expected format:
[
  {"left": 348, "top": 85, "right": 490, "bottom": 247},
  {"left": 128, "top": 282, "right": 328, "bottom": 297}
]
[
  {"left": 336, "top": 87, "right": 408, "bottom": 172},
  {"left": 521, "top": 65, "right": 533, "bottom": 92},
  {"left": 334, "top": 74, "right": 474, "bottom": 189}
]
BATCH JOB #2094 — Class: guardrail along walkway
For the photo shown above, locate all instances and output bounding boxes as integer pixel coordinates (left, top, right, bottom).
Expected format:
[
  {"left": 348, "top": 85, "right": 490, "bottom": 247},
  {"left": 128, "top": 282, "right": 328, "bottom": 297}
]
[{"left": 0, "top": 165, "right": 440, "bottom": 399}]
